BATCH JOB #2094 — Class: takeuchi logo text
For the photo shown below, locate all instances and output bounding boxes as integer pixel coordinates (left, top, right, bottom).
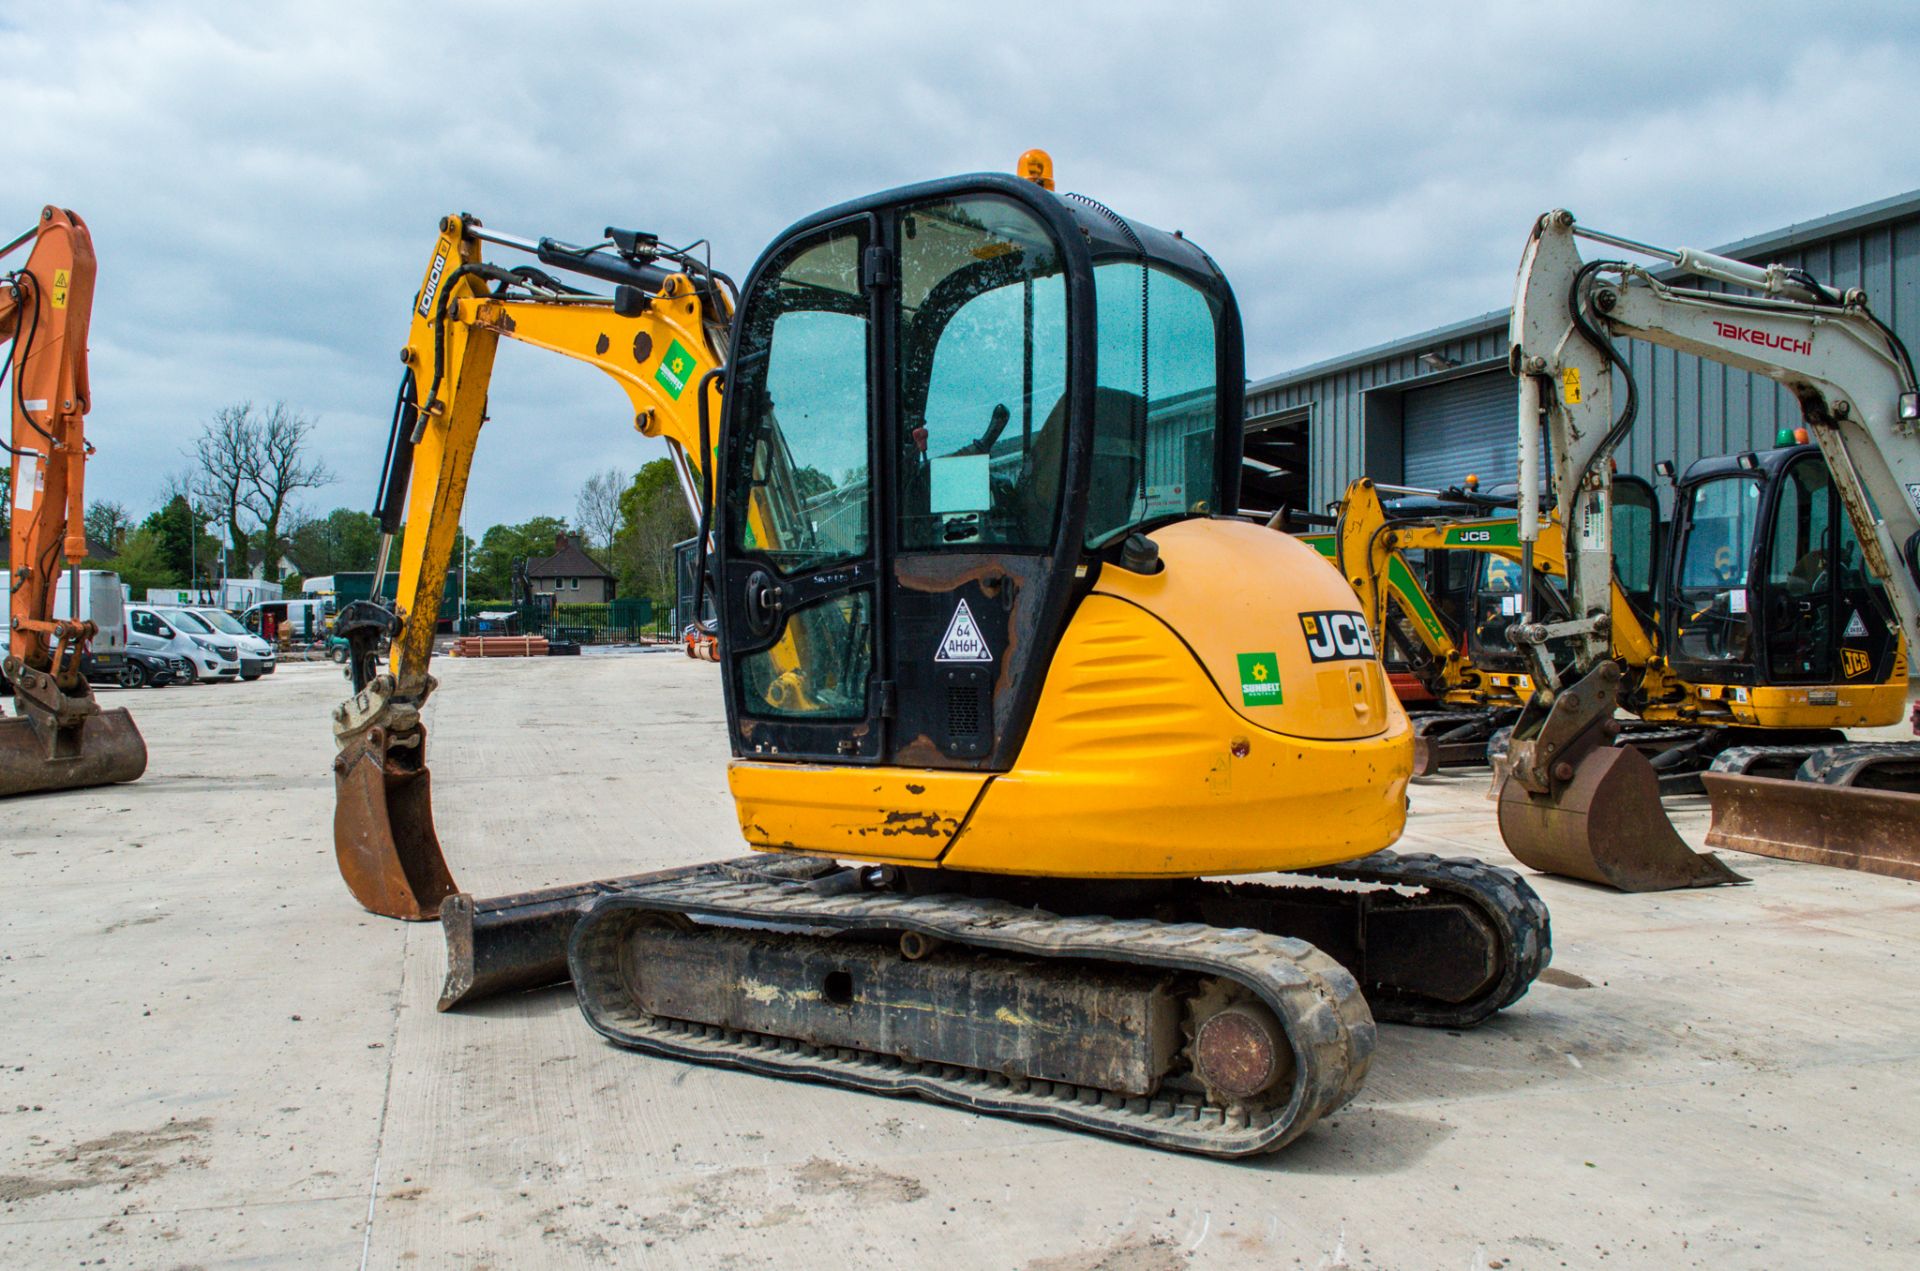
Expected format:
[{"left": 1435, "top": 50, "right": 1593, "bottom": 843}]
[{"left": 1712, "top": 320, "right": 1811, "bottom": 358}]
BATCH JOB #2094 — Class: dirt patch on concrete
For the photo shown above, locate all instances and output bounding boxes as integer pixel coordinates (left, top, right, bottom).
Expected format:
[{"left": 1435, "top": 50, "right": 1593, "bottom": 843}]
[
  {"left": 0, "top": 1116, "right": 212, "bottom": 1203},
  {"left": 792, "top": 1156, "right": 927, "bottom": 1203},
  {"left": 1024, "top": 1235, "right": 1188, "bottom": 1270}
]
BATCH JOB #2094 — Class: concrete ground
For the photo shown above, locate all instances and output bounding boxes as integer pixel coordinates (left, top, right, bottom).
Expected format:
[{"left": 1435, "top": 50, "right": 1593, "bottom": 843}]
[{"left": 2, "top": 654, "right": 1915, "bottom": 1270}]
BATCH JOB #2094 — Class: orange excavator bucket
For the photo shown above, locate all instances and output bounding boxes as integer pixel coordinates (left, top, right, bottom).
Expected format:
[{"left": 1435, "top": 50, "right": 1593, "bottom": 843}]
[
  {"left": 332, "top": 678, "right": 456, "bottom": 920},
  {"left": 0, "top": 663, "right": 147, "bottom": 799},
  {"left": 1496, "top": 664, "right": 1746, "bottom": 892}
]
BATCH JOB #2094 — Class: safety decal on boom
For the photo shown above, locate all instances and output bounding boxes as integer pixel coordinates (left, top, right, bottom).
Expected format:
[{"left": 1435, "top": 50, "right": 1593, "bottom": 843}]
[
  {"left": 1299, "top": 611, "right": 1376, "bottom": 663},
  {"left": 51, "top": 267, "right": 70, "bottom": 310},
  {"left": 935, "top": 599, "right": 992, "bottom": 662}
]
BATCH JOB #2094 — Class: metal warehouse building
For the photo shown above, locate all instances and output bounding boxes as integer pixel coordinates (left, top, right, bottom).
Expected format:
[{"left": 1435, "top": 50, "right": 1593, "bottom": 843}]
[{"left": 1240, "top": 188, "right": 1920, "bottom": 520}]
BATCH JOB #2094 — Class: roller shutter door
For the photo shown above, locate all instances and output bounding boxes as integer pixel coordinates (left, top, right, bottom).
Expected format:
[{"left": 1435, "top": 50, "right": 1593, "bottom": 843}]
[{"left": 1401, "top": 372, "right": 1517, "bottom": 490}]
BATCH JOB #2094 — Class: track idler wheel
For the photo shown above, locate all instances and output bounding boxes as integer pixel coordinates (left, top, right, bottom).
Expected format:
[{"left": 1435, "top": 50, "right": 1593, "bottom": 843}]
[
  {"left": 1496, "top": 663, "right": 1745, "bottom": 892},
  {"left": 332, "top": 678, "right": 456, "bottom": 920}
]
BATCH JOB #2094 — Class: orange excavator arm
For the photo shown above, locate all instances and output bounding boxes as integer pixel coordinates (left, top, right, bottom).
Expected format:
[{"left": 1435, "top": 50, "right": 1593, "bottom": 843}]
[
  {"left": 1, "top": 206, "right": 146, "bottom": 798},
  {"left": 5, "top": 207, "right": 97, "bottom": 668}
]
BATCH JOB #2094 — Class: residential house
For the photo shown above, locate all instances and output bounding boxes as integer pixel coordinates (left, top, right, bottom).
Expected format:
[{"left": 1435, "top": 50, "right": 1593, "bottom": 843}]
[{"left": 527, "top": 533, "right": 615, "bottom": 603}]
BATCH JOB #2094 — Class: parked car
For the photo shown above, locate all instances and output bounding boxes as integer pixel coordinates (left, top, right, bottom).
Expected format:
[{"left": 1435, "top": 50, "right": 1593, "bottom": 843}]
[
  {"left": 84, "top": 647, "right": 186, "bottom": 689},
  {"left": 125, "top": 604, "right": 240, "bottom": 683},
  {"left": 184, "top": 608, "right": 276, "bottom": 679}
]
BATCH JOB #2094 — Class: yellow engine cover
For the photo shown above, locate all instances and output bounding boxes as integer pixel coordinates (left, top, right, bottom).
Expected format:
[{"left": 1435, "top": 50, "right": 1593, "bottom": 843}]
[{"left": 728, "top": 519, "right": 1412, "bottom": 878}]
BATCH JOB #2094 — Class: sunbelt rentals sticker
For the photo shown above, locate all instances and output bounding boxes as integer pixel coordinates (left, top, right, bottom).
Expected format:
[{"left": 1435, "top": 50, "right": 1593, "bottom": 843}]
[
  {"left": 1236, "top": 652, "right": 1282, "bottom": 707},
  {"left": 655, "top": 338, "right": 697, "bottom": 400}
]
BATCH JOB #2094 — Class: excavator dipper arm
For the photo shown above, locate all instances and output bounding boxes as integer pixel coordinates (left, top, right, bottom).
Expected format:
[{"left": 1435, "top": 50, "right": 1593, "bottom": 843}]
[
  {"left": 1, "top": 207, "right": 147, "bottom": 798},
  {"left": 332, "top": 214, "right": 728, "bottom": 919}
]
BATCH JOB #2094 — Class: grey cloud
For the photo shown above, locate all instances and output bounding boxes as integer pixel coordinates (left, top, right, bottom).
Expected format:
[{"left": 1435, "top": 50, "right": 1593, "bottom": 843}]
[{"left": 5, "top": 1, "right": 1917, "bottom": 528}]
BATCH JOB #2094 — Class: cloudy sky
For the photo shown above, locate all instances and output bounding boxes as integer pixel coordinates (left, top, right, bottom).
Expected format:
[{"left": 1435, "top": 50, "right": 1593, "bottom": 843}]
[{"left": 7, "top": 1, "right": 1918, "bottom": 533}]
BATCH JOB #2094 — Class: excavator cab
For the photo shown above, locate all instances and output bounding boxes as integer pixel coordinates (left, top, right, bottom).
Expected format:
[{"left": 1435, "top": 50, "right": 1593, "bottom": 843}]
[
  {"left": 1663, "top": 443, "right": 1904, "bottom": 717},
  {"left": 718, "top": 175, "right": 1241, "bottom": 810}
]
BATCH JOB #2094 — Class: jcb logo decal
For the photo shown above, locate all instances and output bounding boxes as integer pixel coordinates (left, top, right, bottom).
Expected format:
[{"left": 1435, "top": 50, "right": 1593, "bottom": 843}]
[
  {"left": 1300, "top": 611, "right": 1376, "bottom": 663},
  {"left": 418, "top": 252, "right": 448, "bottom": 318},
  {"left": 1456, "top": 530, "right": 1492, "bottom": 543},
  {"left": 1842, "top": 647, "right": 1872, "bottom": 679}
]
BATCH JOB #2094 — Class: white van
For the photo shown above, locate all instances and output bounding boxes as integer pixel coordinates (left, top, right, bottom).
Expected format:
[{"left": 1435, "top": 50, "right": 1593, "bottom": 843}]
[
  {"left": 50, "top": 570, "right": 130, "bottom": 680},
  {"left": 184, "top": 608, "right": 276, "bottom": 679},
  {"left": 125, "top": 604, "right": 240, "bottom": 683}
]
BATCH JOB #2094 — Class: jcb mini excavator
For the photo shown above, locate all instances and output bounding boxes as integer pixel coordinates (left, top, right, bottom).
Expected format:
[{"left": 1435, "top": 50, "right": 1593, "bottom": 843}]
[
  {"left": 1, "top": 207, "right": 147, "bottom": 797},
  {"left": 1305, "top": 473, "right": 1665, "bottom": 774},
  {"left": 332, "top": 156, "right": 1550, "bottom": 1156},
  {"left": 1502, "top": 211, "right": 1920, "bottom": 889}
]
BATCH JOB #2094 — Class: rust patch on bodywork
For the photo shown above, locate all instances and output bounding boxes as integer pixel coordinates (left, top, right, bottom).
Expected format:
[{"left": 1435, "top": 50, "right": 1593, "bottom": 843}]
[{"left": 857, "top": 810, "right": 958, "bottom": 838}]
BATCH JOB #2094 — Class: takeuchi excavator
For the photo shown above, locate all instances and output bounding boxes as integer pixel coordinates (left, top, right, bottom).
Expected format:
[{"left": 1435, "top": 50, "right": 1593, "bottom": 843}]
[
  {"left": 1501, "top": 210, "right": 1920, "bottom": 889},
  {"left": 331, "top": 155, "right": 1550, "bottom": 1157},
  {"left": 1, "top": 207, "right": 147, "bottom": 798}
]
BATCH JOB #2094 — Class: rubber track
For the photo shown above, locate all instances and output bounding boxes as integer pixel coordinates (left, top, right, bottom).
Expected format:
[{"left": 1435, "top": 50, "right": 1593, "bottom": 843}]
[
  {"left": 1297, "top": 850, "right": 1552, "bottom": 1027},
  {"left": 568, "top": 864, "right": 1376, "bottom": 1157},
  {"left": 1704, "top": 741, "right": 1920, "bottom": 783}
]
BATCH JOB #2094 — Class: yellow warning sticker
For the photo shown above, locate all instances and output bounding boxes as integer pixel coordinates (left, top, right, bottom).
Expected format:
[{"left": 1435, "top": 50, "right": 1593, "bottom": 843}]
[
  {"left": 1562, "top": 366, "right": 1582, "bottom": 404},
  {"left": 51, "top": 267, "right": 70, "bottom": 309}
]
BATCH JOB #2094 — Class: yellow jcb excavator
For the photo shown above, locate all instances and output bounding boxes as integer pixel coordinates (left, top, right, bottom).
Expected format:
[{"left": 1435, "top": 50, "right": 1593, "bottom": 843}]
[
  {"left": 1, "top": 207, "right": 147, "bottom": 797},
  {"left": 330, "top": 156, "right": 1550, "bottom": 1157}
]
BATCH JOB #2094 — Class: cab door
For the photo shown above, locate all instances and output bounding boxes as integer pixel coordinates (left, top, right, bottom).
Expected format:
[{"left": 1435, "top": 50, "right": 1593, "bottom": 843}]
[
  {"left": 719, "top": 216, "right": 886, "bottom": 762},
  {"left": 1757, "top": 451, "right": 1897, "bottom": 685}
]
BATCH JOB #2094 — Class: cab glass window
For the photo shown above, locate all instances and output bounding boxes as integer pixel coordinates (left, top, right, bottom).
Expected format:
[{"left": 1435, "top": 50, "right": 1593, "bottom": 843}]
[
  {"left": 895, "top": 198, "right": 1067, "bottom": 550},
  {"left": 1673, "top": 474, "right": 1760, "bottom": 664},
  {"left": 726, "top": 225, "right": 872, "bottom": 575},
  {"left": 1087, "top": 262, "right": 1221, "bottom": 547}
]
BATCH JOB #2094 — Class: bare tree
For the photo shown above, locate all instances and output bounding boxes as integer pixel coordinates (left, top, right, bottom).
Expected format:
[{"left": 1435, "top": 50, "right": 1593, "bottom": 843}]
[
  {"left": 193, "top": 406, "right": 255, "bottom": 578},
  {"left": 575, "top": 468, "right": 624, "bottom": 561},
  {"left": 84, "top": 500, "right": 133, "bottom": 553},
  {"left": 245, "top": 402, "right": 333, "bottom": 581}
]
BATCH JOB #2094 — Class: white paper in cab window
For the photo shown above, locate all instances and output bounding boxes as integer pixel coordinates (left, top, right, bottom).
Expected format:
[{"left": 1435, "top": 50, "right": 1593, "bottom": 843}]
[
  {"left": 930, "top": 454, "right": 991, "bottom": 514},
  {"left": 1728, "top": 588, "right": 1747, "bottom": 614}
]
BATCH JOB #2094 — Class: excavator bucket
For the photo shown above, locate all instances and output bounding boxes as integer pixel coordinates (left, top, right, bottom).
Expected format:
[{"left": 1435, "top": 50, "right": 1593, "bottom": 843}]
[
  {"left": 1497, "top": 742, "right": 1746, "bottom": 891},
  {"left": 1703, "top": 772, "right": 1920, "bottom": 882},
  {"left": 1495, "top": 663, "right": 1745, "bottom": 892},
  {"left": 332, "top": 719, "right": 456, "bottom": 920},
  {"left": 0, "top": 704, "right": 146, "bottom": 798}
]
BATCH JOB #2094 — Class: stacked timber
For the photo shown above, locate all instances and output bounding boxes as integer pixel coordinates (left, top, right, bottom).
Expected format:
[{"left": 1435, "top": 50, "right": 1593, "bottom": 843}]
[{"left": 453, "top": 635, "right": 550, "bottom": 658}]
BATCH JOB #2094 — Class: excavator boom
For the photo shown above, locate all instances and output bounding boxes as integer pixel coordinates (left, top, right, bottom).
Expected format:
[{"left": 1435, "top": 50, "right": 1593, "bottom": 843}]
[
  {"left": 331, "top": 213, "right": 729, "bottom": 919},
  {"left": 1, "top": 207, "right": 147, "bottom": 798}
]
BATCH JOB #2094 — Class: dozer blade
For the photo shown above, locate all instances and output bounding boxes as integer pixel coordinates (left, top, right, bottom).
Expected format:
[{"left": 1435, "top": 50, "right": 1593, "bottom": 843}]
[
  {"left": 1498, "top": 741, "right": 1747, "bottom": 891},
  {"left": 1703, "top": 772, "right": 1920, "bottom": 882},
  {"left": 0, "top": 706, "right": 147, "bottom": 798},
  {"left": 332, "top": 721, "right": 456, "bottom": 920}
]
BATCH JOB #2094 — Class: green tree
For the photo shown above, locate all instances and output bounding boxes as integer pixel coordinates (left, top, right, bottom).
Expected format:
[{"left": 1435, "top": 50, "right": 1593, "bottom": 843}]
[
  {"left": 471, "top": 515, "right": 570, "bottom": 599},
  {"left": 97, "top": 527, "right": 180, "bottom": 597},
  {"left": 141, "top": 495, "right": 219, "bottom": 584},
  {"left": 612, "top": 458, "right": 695, "bottom": 605},
  {"left": 290, "top": 507, "right": 382, "bottom": 577}
]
